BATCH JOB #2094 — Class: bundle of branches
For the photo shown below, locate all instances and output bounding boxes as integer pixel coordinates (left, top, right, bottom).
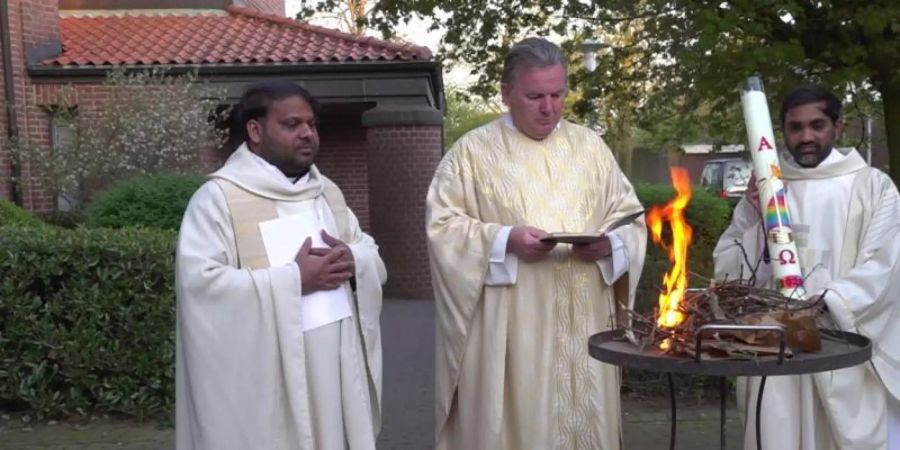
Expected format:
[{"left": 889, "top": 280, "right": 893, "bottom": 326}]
[{"left": 627, "top": 279, "right": 830, "bottom": 360}]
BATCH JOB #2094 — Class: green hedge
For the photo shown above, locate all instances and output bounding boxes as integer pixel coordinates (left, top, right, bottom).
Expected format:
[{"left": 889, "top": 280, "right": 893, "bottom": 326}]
[
  {"left": 634, "top": 183, "right": 733, "bottom": 312},
  {"left": 0, "top": 200, "right": 43, "bottom": 227},
  {"left": 0, "top": 225, "right": 176, "bottom": 419},
  {"left": 85, "top": 173, "right": 204, "bottom": 230},
  {"left": 0, "top": 181, "right": 733, "bottom": 419},
  {"left": 41, "top": 211, "right": 86, "bottom": 229}
]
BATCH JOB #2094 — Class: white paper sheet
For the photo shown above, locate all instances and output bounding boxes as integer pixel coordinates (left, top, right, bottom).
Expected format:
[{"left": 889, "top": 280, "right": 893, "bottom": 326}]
[{"left": 258, "top": 213, "right": 352, "bottom": 332}]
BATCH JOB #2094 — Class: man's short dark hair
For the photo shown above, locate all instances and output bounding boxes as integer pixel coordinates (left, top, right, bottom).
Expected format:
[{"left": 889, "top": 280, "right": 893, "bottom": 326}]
[
  {"left": 779, "top": 85, "right": 842, "bottom": 125},
  {"left": 236, "top": 80, "right": 320, "bottom": 138}
]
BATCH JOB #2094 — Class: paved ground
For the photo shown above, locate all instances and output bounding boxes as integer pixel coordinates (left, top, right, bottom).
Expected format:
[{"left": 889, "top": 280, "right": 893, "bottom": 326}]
[{"left": 1, "top": 299, "right": 743, "bottom": 449}]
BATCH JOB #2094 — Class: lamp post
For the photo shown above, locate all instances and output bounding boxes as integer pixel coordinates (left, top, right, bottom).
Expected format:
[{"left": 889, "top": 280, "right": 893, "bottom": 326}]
[
  {"left": 581, "top": 39, "right": 602, "bottom": 73},
  {"left": 580, "top": 39, "right": 604, "bottom": 133}
]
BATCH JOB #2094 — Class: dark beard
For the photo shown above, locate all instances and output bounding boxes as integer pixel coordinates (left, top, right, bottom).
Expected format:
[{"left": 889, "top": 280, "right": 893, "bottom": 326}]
[{"left": 284, "top": 168, "right": 310, "bottom": 183}]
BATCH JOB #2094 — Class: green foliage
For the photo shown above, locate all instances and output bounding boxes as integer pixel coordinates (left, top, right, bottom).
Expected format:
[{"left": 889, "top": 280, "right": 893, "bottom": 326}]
[
  {"left": 296, "top": 0, "right": 373, "bottom": 35},
  {"left": 0, "top": 200, "right": 43, "bottom": 227},
  {"left": 85, "top": 173, "right": 204, "bottom": 230},
  {"left": 634, "top": 183, "right": 733, "bottom": 313},
  {"left": 41, "top": 211, "right": 85, "bottom": 229},
  {"left": 323, "top": 0, "right": 899, "bottom": 181},
  {"left": 0, "top": 226, "right": 177, "bottom": 419},
  {"left": 444, "top": 91, "right": 502, "bottom": 148}
]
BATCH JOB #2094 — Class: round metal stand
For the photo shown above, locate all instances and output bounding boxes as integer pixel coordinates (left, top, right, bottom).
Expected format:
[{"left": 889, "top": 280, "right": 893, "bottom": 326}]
[{"left": 589, "top": 325, "right": 871, "bottom": 450}]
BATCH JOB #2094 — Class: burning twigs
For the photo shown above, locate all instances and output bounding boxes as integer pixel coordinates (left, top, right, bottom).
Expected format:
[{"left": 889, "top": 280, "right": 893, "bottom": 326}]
[
  {"left": 626, "top": 280, "right": 830, "bottom": 360},
  {"left": 640, "top": 165, "right": 833, "bottom": 361}
]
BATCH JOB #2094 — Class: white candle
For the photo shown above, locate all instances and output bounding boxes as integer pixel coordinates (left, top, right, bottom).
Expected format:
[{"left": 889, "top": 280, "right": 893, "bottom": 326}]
[{"left": 739, "top": 77, "right": 807, "bottom": 299}]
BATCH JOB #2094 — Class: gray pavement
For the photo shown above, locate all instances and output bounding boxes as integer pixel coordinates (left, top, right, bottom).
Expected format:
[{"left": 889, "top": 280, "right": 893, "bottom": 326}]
[{"left": 1, "top": 299, "right": 743, "bottom": 449}]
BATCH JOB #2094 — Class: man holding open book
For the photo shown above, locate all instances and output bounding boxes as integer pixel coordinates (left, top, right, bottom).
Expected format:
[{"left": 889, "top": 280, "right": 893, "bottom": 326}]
[{"left": 426, "top": 37, "right": 647, "bottom": 450}]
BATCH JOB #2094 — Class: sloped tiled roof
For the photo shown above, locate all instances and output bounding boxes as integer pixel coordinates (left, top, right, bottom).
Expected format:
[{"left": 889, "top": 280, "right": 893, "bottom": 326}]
[{"left": 43, "top": 6, "right": 432, "bottom": 67}]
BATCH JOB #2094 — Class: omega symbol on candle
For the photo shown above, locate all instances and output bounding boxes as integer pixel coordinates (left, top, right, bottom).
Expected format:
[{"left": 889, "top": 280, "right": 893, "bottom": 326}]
[{"left": 778, "top": 249, "right": 796, "bottom": 265}]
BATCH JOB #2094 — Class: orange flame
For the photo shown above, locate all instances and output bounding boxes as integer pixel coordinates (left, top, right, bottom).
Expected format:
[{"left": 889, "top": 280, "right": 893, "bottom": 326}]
[{"left": 646, "top": 167, "right": 694, "bottom": 348}]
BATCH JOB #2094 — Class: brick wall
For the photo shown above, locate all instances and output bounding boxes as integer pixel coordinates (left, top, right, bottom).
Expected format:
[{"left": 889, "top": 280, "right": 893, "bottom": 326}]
[
  {"left": 31, "top": 83, "right": 120, "bottom": 212},
  {"left": 0, "top": 56, "right": 9, "bottom": 200},
  {"left": 0, "top": 0, "right": 61, "bottom": 210},
  {"left": 238, "top": 0, "right": 284, "bottom": 15},
  {"left": 366, "top": 125, "right": 442, "bottom": 299},
  {"left": 7, "top": 71, "right": 378, "bottom": 221},
  {"left": 317, "top": 125, "right": 371, "bottom": 232},
  {"left": 19, "top": 0, "right": 59, "bottom": 48},
  {"left": 10, "top": 78, "right": 224, "bottom": 212}
]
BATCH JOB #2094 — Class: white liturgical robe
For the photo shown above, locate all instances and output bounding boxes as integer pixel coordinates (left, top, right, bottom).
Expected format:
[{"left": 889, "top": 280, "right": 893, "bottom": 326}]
[
  {"left": 175, "top": 144, "right": 386, "bottom": 450},
  {"left": 714, "top": 148, "right": 900, "bottom": 450}
]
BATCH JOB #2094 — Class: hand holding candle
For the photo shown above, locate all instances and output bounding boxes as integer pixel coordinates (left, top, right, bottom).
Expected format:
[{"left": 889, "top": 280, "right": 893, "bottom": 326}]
[{"left": 739, "top": 76, "right": 807, "bottom": 299}]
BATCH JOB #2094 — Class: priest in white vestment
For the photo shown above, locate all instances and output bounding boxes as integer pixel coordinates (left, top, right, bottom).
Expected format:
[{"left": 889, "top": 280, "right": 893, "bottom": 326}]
[
  {"left": 176, "top": 81, "right": 386, "bottom": 450},
  {"left": 714, "top": 85, "right": 900, "bottom": 450},
  {"left": 426, "top": 37, "right": 647, "bottom": 450}
]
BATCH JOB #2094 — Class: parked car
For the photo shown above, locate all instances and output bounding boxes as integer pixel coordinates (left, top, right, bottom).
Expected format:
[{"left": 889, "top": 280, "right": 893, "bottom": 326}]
[{"left": 700, "top": 158, "right": 752, "bottom": 201}]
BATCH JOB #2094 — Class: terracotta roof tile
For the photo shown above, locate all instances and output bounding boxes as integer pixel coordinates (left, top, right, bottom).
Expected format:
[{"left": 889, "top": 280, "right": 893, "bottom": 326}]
[{"left": 44, "top": 6, "right": 432, "bottom": 67}]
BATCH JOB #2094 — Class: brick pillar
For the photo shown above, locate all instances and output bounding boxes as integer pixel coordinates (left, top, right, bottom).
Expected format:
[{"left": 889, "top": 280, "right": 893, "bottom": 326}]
[
  {"left": 0, "top": 0, "right": 61, "bottom": 210},
  {"left": 362, "top": 105, "right": 443, "bottom": 299},
  {"left": 317, "top": 125, "right": 371, "bottom": 232}
]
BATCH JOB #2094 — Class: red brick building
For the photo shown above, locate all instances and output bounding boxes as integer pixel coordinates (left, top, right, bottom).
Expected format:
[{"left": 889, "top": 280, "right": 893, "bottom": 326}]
[{"left": 0, "top": 0, "right": 444, "bottom": 298}]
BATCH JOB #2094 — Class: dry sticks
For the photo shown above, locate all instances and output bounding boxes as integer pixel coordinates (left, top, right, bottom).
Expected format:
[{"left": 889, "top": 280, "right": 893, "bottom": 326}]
[{"left": 627, "top": 279, "right": 829, "bottom": 360}]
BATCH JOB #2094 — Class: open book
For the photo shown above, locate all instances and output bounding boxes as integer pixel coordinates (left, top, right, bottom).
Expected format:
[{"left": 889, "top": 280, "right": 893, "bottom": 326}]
[{"left": 540, "top": 209, "right": 645, "bottom": 245}]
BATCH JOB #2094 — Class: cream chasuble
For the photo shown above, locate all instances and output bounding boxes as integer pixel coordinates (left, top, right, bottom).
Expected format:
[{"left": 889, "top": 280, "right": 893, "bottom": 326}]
[
  {"left": 713, "top": 148, "right": 900, "bottom": 450},
  {"left": 427, "top": 119, "right": 647, "bottom": 450},
  {"left": 175, "top": 145, "right": 387, "bottom": 450}
]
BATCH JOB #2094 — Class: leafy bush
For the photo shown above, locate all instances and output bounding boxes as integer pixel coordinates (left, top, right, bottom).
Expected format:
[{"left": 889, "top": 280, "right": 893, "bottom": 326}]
[
  {"left": 0, "top": 225, "right": 177, "bottom": 419},
  {"left": 13, "top": 69, "right": 227, "bottom": 204},
  {"left": 85, "top": 173, "right": 204, "bottom": 230},
  {"left": 444, "top": 92, "right": 502, "bottom": 148},
  {"left": 0, "top": 200, "right": 43, "bottom": 227},
  {"left": 41, "top": 210, "right": 85, "bottom": 229},
  {"left": 0, "top": 181, "right": 733, "bottom": 419}
]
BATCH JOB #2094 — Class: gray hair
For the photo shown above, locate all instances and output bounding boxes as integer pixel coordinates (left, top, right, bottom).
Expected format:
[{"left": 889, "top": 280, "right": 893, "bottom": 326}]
[{"left": 501, "top": 37, "right": 568, "bottom": 87}]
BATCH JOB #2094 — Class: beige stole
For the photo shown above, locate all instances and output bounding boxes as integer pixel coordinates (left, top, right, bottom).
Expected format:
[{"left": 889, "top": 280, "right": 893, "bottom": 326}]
[{"left": 214, "top": 179, "right": 351, "bottom": 270}]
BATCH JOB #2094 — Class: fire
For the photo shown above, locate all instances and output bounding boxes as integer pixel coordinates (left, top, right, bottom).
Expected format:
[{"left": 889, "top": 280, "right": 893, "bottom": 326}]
[{"left": 646, "top": 167, "right": 694, "bottom": 348}]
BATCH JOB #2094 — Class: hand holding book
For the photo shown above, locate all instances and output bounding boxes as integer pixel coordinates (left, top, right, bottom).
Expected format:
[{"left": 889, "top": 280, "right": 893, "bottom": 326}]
[{"left": 540, "top": 209, "right": 645, "bottom": 244}]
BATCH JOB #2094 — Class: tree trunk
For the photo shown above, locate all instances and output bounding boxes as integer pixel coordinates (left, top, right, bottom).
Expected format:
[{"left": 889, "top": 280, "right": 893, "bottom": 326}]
[
  {"left": 619, "top": 137, "right": 634, "bottom": 178},
  {"left": 878, "top": 77, "right": 900, "bottom": 186},
  {"left": 606, "top": 115, "right": 634, "bottom": 177}
]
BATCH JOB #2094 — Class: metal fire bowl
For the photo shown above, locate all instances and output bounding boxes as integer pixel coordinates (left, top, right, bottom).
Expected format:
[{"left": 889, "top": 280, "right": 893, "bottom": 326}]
[{"left": 588, "top": 328, "right": 872, "bottom": 377}]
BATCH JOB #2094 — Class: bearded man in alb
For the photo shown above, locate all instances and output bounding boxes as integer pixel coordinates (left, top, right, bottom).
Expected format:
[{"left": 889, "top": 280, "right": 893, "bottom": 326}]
[
  {"left": 714, "top": 85, "right": 900, "bottom": 450},
  {"left": 176, "top": 80, "right": 386, "bottom": 450}
]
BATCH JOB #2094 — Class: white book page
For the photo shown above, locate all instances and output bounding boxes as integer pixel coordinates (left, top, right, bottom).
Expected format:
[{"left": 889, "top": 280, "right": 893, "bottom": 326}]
[{"left": 258, "top": 213, "right": 352, "bottom": 332}]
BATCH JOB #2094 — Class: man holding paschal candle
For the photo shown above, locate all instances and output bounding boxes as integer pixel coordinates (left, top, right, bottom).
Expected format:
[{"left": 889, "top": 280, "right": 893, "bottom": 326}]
[{"left": 715, "top": 81, "right": 900, "bottom": 450}]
